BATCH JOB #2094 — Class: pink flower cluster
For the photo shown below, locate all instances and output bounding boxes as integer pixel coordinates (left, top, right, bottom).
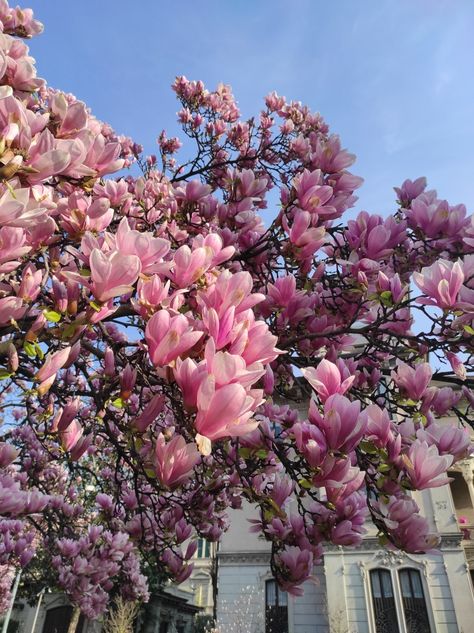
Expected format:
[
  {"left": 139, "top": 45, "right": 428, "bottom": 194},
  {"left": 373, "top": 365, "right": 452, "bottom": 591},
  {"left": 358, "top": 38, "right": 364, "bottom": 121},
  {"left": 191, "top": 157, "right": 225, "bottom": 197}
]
[{"left": 0, "top": 0, "right": 473, "bottom": 609}]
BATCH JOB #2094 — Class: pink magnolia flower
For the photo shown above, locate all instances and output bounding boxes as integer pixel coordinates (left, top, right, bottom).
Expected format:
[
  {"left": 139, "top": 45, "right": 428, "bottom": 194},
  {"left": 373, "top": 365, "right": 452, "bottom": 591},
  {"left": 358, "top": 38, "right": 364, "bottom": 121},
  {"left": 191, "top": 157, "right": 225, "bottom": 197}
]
[
  {"left": 376, "top": 271, "right": 407, "bottom": 303},
  {"left": 0, "top": 296, "right": 26, "bottom": 325},
  {"left": 59, "top": 419, "right": 84, "bottom": 452},
  {"left": 276, "top": 546, "right": 313, "bottom": 595},
  {"left": 292, "top": 421, "right": 327, "bottom": 468},
  {"left": 403, "top": 440, "right": 453, "bottom": 489},
  {"left": 292, "top": 168, "right": 333, "bottom": 215},
  {"left": 308, "top": 394, "right": 365, "bottom": 453},
  {"left": 154, "top": 433, "right": 200, "bottom": 488},
  {"left": 55, "top": 397, "right": 81, "bottom": 432},
  {"left": 391, "top": 361, "right": 432, "bottom": 401},
  {"left": 171, "top": 244, "right": 214, "bottom": 288},
  {"left": 174, "top": 180, "right": 212, "bottom": 202},
  {"left": 201, "top": 306, "right": 235, "bottom": 349},
  {"left": 114, "top": 218, "right": 170, "bottom": 273},
  {"left": 70, "top": 434, "right": 92, "bottom": 461},
  {"left": 380, "top": 495, "right": 440, "bottom": 553},
  {"left": 194, "top": 376, "right": 261, "bottom": 441},
  {"left": 192, "top": 233, "right": 235, "bottom": 267},
  {"left": 417, "top": 422, "right": 472, "bottom": 461},
  {"left": 362, "top": 404, "right": 392, "bottom": 447},
  {"left": 413, "top": 259, "right": 464, "bottom": 310},
  {"left": 89, "top": 248, "right": 141, "bottom": 303},
  {"left": 198, "top": 270, "right": 265, "bottom": 318},
  {"left": 146, "top": 310, "right": 204, "bottom": 367},
  {"left": 394, "top": 177, "right": 427, "bottom": 204},
  {"left": 283, "top": 210, "right": 326, "bottom": 259},
  {"left": 0, "top": 443, "right": 18, "bottom": 467},
  {"left": 174, "top": 357, "right": 208, "bottom": 410},
  {"left": 446, "top": 352, "right": 466, "bottom": 381},
  {"left": 0, "top": 226, "right": 31, "bottom": 272},
  {"left": 35, "top": 346, "right": 72, "bottom": 384},
  {"left": 133, "top": 395, "right": 165, "bottom": 433},
  {"left": 302, "top": 359, "right": 355, "bottom": 402},
  {"left": 133, "top": 276, "right": 170, "bottom": 316}
]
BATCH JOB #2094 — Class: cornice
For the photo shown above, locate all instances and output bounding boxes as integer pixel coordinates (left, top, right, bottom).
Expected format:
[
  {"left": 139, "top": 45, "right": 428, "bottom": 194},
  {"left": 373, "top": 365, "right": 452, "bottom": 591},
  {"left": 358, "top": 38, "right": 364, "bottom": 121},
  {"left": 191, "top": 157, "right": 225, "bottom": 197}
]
[{"left": 217, "top": 551, "right": 271, "bottom": 565}]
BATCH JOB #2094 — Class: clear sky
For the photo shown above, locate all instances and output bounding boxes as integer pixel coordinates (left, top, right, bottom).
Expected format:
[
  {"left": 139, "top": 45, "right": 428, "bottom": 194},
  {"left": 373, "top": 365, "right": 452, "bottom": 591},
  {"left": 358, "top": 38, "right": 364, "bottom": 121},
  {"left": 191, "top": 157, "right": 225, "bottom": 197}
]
[{"left": 25, "top": 0, "right": 474, "bottom": 218}]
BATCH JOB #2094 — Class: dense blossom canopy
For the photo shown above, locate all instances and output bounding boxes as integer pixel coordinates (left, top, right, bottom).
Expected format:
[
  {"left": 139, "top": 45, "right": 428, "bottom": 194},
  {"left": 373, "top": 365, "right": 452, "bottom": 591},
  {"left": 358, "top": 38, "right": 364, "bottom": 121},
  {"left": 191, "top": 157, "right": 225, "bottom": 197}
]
[{"left": 0, "top": 1, "right": 473, "bottom": 619}]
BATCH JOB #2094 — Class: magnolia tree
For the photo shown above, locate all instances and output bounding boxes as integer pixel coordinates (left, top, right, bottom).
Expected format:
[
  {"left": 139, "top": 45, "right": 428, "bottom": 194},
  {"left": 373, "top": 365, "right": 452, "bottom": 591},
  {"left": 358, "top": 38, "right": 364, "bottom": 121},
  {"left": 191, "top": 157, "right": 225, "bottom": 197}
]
[{"left": 0, "top": 0, "right": 473, "bottom": 620}]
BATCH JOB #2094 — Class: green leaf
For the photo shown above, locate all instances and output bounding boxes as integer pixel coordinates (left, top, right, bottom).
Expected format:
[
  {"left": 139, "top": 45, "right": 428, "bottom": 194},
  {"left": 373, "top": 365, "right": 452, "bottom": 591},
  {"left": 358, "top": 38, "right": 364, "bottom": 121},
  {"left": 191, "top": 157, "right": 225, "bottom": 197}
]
[
  {"left": 359, "top": 440, "right": 377, "bottom": 454},
  {"left": 0, "top": 369, "right": 13, "bottom": 380},
  {"left": 89, "top": 301, "right": 102, "bottom": 312},
  {"left": 379, "top": 290, "right": 393, "bottom": 307},
  {"left": 298, "top": 478, "right": 313, "bottom": 490},
  {"left": 255, "top": 449, "right": 268, "bottom": 459},
  {"left": 43, "top": 309, "right": 61, "bottom": 323},
  {"left": 238, "top": 447, "right": 251, "bottom": 459},
  {"left": 111, "top": 397, "right": 125, "bottom": 409},
  {"left": 463, "top": 325, "right": 474, "bottom": 335},
  {"left": 23, "top": 341, "right": 36, "bottom": 357},
  {"left": 35, "top": 343, "right": 44, "bottom": 360}
]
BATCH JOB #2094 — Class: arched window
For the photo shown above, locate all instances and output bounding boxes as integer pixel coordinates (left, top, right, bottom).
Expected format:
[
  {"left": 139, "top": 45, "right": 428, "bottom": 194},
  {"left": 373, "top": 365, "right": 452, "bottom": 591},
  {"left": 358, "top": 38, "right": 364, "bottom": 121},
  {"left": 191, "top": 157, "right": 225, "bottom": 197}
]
[
  {"left": 265, "top": 579, "right": 288, "bottom": 633},
  {"left": 399, "top": 568, "right": 431, "bottom": 633},
  {"left": 370, "top": 569, "right": 400, "bottom": 633}
]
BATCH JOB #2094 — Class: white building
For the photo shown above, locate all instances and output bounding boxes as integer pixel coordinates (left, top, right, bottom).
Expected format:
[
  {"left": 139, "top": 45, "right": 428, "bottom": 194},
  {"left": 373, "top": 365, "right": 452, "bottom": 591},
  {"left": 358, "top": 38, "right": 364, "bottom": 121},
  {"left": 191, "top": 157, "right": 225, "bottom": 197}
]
[
  {"left": 216, "top": 468, "right": 474, "bottom": 633},
  {"left": 215, "top": 388, "right": 474, "bottom": 633}
]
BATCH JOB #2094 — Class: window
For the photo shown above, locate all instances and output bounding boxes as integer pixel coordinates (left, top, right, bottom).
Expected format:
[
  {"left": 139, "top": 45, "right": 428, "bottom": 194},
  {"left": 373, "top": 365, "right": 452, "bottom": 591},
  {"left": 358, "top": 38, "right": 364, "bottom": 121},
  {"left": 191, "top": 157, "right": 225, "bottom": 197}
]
[
  {"left": 42, "top": 607, "right": 85, "bottom": 633},
  {"left": 194, "top": 577, "right": 210, "bottom": 607},
  {"left": 369, "top": 568, "right": 432, "bottom": 633},
  {"left": 399, "top": 569, "right": 431, "bottom": 633},
  {"left": 197, "top": 538, "right": 211, "bottom": 558},
  {"left": 370, "top": 569, "right": 400, "bottom": 633},
  {"left": 265, "top": 579, "right": 288, "bottom": 633}
]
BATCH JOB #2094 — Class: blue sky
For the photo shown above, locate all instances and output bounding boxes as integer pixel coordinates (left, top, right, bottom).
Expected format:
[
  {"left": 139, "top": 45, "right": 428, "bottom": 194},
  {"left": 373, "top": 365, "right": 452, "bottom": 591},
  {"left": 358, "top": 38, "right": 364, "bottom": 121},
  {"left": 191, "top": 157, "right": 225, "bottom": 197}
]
[{"left": 25, "top": 0, "right": 474, "bottom": 218}]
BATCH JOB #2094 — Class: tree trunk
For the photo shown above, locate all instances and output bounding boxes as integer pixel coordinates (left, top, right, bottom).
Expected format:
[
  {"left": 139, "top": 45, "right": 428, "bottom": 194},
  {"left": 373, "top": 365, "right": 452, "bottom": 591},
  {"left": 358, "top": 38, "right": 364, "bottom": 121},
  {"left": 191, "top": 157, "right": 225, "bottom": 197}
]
[{"left": 67, "top": 607, "right": 81, "bottom": 633}]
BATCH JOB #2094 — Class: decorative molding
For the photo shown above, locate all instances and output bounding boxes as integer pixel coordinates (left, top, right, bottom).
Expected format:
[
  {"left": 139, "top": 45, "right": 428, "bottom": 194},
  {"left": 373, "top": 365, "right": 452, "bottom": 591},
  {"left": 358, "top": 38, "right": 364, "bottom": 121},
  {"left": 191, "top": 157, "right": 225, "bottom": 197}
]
[
  {"left": 217, "top": 551, "right": 271, "bottom": 565},
  {"left": 218, "top": 534, "right": 464, "bottom": 569},
  {"left": 324, "top": 534, "right": 463, "bottom": 556},
  {"left": 372, "top": 549, "right": 407, "bottom": 567}
]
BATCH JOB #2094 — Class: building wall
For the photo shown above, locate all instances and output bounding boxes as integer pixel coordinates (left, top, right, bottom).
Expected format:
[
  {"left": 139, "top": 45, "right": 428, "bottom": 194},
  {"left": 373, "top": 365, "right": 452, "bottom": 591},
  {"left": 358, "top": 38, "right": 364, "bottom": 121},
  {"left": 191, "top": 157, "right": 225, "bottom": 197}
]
[{"left": 216, "top": 477, "right": 474, "bottom": 633}]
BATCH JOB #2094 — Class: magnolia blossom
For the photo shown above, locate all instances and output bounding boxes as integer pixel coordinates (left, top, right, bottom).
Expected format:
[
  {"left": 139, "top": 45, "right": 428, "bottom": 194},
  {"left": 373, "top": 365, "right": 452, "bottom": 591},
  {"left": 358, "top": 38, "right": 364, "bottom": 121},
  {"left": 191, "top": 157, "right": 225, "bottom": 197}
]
[
  {"left": 89, "top": 248, "right": 141, "bottom": 302},
  {"left": 302, "top": 359, "right": 355, "bottom": 402},
  {"left": 154, "top": 433, "right": 201, "bottom": 488},
  {"left": 0, "top": 1, "right": 473, "bottom": 617},
  {"left": 194, "top": 376, "right": 262, "bottom": 442},
  {"left": 403, "top": 440, "right": 453, "bottom": 489},
  {"left": 413, "top": 259, "right": 464, "bottom": 309},
  {"left": 391, "top": 361, "right": 432, "bottom": 401},
  {"left": 146, "top": 310, "right": 204, "bottom": 367}
]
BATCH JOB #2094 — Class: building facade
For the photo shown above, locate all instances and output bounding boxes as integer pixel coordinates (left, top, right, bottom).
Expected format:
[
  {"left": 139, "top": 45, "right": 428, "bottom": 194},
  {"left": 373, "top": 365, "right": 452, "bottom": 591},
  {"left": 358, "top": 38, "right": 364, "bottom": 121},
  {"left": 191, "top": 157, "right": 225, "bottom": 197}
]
[{"left": 216, "top": 465, "right": 474, "bottom": 633}]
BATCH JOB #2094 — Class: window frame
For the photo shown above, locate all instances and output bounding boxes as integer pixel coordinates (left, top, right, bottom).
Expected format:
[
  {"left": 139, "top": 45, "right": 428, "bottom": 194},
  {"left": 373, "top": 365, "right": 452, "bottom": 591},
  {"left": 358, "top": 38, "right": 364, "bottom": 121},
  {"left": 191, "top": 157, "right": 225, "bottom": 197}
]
[
  {"left": 362, "top": 559, "right": 436, "bottom": 633},
  {"left": 264, "top": 578, "right": 289, "bottom": 633}
]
